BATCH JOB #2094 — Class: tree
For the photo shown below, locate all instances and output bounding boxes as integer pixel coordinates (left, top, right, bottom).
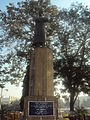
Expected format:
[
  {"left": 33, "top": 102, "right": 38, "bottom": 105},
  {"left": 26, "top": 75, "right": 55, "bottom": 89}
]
[
  {"left": 0, "top": 0, "right": 59, "bottom": 84},
  {"left": 81, "top": 97, "right": 90, "bottom": 107},
  {"left": 74, "top": 106, "right": 88, "bottom": 119},
  {"left": 54, "top": 3, "right": 90, "bottom": 111}
]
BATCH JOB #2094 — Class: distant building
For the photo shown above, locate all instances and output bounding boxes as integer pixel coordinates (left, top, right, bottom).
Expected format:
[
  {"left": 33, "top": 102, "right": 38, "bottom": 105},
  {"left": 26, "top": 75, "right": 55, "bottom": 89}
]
[
  {"left": 1, "top": 96, "right": 19, "bottom": 105},
  {"left": 1, "top": 97, "right": 10, "bottom": 104}
]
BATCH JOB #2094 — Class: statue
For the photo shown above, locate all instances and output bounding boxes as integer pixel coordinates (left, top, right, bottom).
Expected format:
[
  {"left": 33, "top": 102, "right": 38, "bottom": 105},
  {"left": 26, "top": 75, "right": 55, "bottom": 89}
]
[{"left": 33, "top": 9, "right": 48, "bottom": 47}]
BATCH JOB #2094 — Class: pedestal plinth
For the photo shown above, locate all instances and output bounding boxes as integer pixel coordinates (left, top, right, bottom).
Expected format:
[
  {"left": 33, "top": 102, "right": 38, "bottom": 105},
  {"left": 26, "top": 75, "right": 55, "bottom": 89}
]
[{"left": 24, "top": 96, "right": 58, "bottom": 120}]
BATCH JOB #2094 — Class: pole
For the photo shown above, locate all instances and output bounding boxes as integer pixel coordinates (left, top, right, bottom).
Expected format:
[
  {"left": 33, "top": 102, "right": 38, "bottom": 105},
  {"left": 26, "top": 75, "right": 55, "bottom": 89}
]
[
  {"left": 0, "top": 88, "right": 3, "bottom": 120},
  {"left": 0, "top": 88, "right": 2, "bottom": 110},
  {"left": 0, "top": 89, "right": 1, "bottom": 120}
]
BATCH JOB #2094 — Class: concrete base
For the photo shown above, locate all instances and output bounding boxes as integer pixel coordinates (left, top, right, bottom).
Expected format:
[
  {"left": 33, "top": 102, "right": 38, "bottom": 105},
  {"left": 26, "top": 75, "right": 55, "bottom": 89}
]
[{"left": 24, "top": 96, "right": 58, "bottom": 120}]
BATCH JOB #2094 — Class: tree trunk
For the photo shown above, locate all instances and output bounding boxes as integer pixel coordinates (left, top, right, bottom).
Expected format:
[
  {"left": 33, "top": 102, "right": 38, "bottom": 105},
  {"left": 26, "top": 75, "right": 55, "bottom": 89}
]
[{"left": 70, "top": 93, "right": 75, "bottom": 111}]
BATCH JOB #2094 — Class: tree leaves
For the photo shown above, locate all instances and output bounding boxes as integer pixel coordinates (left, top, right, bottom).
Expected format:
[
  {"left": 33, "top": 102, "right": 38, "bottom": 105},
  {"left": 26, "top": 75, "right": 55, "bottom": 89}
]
[
  {"left": 0, "top": 0, "right": 59, "bottom": 84},
  {"left": 54, "top": 3, "right": 90, "bottom": 111}
]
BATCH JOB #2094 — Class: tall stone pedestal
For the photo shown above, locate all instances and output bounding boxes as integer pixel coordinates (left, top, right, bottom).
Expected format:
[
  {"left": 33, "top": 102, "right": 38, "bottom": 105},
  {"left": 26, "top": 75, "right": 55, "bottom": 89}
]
[{"left": 24, "top": 47, "right": 58, "bottom": 120}]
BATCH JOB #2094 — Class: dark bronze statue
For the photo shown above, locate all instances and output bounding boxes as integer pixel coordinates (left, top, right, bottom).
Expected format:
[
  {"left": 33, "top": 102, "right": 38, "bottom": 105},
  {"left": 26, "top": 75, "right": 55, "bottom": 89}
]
[{"left": 33, "top": 9, "right": 48, "bottom": 47}]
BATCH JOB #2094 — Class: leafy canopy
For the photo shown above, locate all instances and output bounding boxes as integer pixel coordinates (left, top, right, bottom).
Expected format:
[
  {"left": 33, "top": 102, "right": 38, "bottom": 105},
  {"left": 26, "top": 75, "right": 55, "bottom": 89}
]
[
  {"left": 0, "top": 0, "right": 59, "bottom": 84},
  {"left": 54, "top": 3, "right": 90, "bottom": 110}
]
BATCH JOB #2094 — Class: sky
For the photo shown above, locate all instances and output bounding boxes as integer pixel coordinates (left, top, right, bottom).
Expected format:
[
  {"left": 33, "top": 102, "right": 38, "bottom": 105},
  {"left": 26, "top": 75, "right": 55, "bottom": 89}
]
[
  {"left": 0, "top": 0, "right": 90, "bottom": 99},
  {"left": 51, "top": 0, "right": 90, "bottom": 8},
  {"left": 0, "top": 0, "right": 90, "bottom": 11}
]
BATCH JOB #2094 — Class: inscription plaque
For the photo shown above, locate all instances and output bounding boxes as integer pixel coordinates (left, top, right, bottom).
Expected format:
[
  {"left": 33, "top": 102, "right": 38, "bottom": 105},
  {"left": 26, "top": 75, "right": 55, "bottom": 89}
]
[{"left": 28, "top": 101, "right": 54, "bottom": 116}]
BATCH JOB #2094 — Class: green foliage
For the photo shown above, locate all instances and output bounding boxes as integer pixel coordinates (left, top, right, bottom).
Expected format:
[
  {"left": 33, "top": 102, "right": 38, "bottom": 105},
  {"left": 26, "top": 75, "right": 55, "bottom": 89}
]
[
  {"left": 75, "top": 106, "right": 88, "bottom": 116},
  {"left": 54, "top": 3, "right": 90, "bottom": 111},
  {"left": 0, "top": 0, "right": 59, "bottom": 84},
  {"left": 0, "top": 84, "right": 4, "bottom": 88}
]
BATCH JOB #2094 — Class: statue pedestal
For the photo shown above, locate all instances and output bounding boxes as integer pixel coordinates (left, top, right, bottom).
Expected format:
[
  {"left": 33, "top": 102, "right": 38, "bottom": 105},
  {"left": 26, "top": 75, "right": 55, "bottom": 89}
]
[
  {"left": 24, "top": 96, "right": 58, "bottom": 120},
  {"left": 24, "top": 47, "right": 58, "bottom": 120}
]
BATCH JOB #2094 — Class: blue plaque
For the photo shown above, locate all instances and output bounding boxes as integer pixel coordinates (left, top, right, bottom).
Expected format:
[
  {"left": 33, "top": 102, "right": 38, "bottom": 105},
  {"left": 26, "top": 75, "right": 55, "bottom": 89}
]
[{"left": 28, "top": 101, "right": 54, "bottom": 116}]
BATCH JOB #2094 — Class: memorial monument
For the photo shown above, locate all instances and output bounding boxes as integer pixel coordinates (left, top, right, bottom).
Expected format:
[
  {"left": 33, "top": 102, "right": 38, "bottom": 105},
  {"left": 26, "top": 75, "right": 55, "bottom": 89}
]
[{"left": 24, "top": 9, "right": 58, "bottom": 120}]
